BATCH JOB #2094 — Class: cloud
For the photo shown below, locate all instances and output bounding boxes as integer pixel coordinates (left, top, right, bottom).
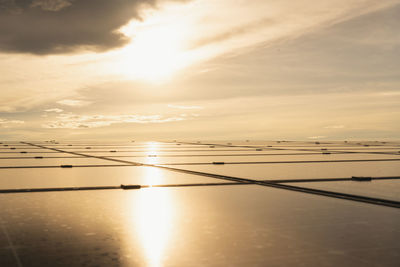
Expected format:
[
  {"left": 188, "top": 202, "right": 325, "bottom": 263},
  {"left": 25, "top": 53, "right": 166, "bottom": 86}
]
[
  {"left": 30, "top": 0, "right": 72, "bottom": 11},
  {"left": 44, "top": 108, "right": 63, "bottom": 113},
  {"left": 167, "top": 104, "right": 203, "bottom": 110},
  {"left": 324, "top": 125, "right": 345, "bottom": 129},
  {"left": 0, "top": 0, "right": 182, "bottom": 54},
  {"left": 189, "top": 17, "right": 275, "bottom": 49},
  {"left": 42, "top": 113, "right": 186, "bottom": 128},
  {"left": 56, "top": 99, "right": 92, "bottom": 107},
  {"left": 0, "top": 118, "right": 25, "bottom": 128}
]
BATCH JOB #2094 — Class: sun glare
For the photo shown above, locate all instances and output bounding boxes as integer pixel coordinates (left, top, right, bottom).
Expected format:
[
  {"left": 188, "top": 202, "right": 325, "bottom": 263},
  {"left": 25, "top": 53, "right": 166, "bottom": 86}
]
[
  {"left": 136, "top": 188, "right": 173, "bottom": 267},
  {"left": 116, "top": 15, "right": 192, "bottom": 82}
]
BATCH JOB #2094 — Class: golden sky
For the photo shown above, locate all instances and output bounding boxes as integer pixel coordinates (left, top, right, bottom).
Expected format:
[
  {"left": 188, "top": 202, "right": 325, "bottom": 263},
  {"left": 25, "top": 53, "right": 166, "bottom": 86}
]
[{"left": 1, "top": 0, "right": 399, "bottom": 140}]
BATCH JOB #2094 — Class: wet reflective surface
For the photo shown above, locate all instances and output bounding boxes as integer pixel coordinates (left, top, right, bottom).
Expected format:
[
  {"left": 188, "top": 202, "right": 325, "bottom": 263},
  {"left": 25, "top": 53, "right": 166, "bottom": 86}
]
[
  {"left": 286, "top": 180, "right": 400, "bottom": 202},
  {"left": 0, "top": 157, "right": 121, "bottom": 167},
  {"left": 166, "top": 161, "right": 400, "bottom": 180},
  {"left": 117, "top": 154, "right": 400, "bottom": 165},
  {"left": 0, "top": 140, "right": 399, "bottom": 266},
  {"left": 0, "top": 166, "right": 220, "bottom": 189},
  {"left": 1, "top": 186, "right": 399, "bottom": 266}
]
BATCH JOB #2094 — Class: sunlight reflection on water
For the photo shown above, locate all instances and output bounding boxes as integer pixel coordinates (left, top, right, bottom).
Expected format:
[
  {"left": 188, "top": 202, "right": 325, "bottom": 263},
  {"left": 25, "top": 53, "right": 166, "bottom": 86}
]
[
  {"left": 130, "top": 157, "right": 174, "bottom": 266},
  {"left": 135, "top": 188, "right": 174, "bottom": 267}
]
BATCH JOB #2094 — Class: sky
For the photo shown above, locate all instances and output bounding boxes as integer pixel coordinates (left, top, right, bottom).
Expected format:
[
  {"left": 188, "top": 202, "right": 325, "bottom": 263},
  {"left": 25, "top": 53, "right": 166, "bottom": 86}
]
[{"left": 0, "top": 0, "right": 399, "bottom": 141}]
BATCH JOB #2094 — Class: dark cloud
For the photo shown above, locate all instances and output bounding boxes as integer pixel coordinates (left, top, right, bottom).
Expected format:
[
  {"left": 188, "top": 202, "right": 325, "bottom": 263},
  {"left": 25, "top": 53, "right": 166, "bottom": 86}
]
[
  {"left": 30, "top": 0, "right": 73, "bottom": 12},
  {"left": 0, "top": 0, "right": 176, "bottom": 54}
]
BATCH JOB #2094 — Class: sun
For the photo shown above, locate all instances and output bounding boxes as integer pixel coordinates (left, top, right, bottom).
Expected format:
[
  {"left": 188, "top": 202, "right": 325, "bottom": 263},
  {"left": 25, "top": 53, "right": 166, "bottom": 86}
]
[
  {"left": 102, "top": 2, "right": 214, "bottom": 83},
  {"left": 115, "top": 16, "right": 192, "bottom": 82}
]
